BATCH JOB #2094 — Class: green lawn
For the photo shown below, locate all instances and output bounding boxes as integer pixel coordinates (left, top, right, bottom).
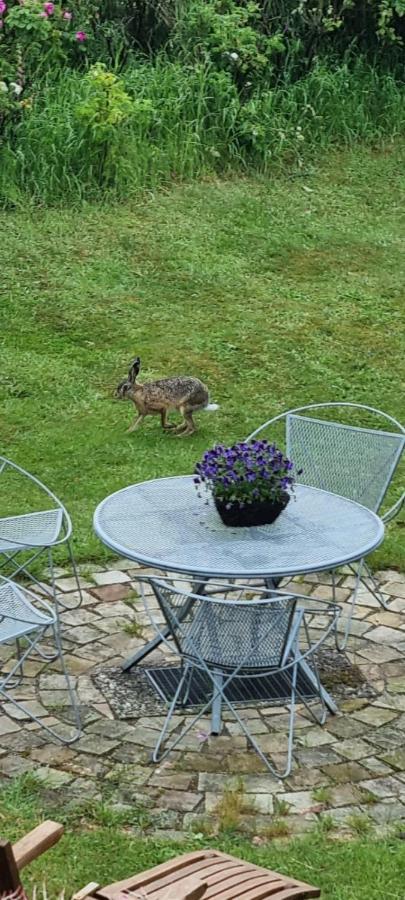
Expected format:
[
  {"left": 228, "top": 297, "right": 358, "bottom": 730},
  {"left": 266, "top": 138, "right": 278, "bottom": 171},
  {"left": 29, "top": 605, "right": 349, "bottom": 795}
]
[
  {"left": 2, "top": 777, "right": 405, "bottom": 900},
  {"left": 1, "top": 144, "right": 404, "bottom": 568}
]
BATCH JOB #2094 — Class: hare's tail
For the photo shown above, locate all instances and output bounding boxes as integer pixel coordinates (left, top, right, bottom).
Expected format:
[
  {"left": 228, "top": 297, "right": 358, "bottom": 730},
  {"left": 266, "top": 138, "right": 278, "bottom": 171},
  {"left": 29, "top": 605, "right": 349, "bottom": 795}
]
[{"left": 204, "top": 402, "right": 219, "bottom": 412}]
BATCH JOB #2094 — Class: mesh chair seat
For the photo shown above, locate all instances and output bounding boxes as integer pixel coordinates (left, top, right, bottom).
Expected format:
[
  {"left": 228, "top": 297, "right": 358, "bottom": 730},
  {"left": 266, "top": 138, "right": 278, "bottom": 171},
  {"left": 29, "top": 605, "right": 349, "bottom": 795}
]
[
  {"left": 0, "top": 576, "right": 80, "bottom": 744},
  {"left": 0, "top": 581, "right": 54, "bottom": 642},
  {"left": 0, "top": 509, "right": 63, "bottom": 552}
]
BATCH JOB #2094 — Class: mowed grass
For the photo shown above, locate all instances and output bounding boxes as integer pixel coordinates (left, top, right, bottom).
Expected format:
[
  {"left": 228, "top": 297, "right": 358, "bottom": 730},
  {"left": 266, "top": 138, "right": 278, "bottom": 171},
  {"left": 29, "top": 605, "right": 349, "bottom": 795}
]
[
  {"left": 1, "top": 777, "right": 405, "bottom": 900},
  {"left": 0, "top": 144, "right": 404, "bottom": 568}
]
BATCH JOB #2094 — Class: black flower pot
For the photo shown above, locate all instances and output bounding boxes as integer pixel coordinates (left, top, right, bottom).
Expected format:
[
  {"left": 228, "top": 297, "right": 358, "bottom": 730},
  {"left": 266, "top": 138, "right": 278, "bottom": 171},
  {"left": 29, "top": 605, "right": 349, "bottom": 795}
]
[{"left": 214, "top": 493, "right": 290, "bottom": 527}]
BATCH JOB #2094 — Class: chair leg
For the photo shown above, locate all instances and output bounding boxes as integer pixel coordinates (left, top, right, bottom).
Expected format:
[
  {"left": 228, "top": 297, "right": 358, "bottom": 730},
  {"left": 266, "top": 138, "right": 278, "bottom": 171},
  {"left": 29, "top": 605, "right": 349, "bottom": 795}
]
[
  {"left": 152, "top": 665, "right": 192, "bottom": 763},
  {"left": 0, "top": 626, "right": 81, "bottom": 745},
  {"left": 211, "top": 670, "right": 223, "bottom": 736}
]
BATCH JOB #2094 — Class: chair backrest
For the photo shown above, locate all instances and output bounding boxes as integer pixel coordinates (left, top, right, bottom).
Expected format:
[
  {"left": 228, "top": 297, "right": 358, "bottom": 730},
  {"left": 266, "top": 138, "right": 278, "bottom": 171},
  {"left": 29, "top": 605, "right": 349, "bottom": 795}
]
[
  {"left": 150, "top": 581, "right": 297, "bottom": 671},
  {"left": 286, "top": 412, "right": 404, "bottom": 511}
]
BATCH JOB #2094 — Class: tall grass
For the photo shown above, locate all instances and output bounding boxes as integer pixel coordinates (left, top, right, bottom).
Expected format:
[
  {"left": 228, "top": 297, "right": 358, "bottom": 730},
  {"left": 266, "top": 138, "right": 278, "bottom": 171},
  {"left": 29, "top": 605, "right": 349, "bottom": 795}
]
[{"left": 1, "top": 56, "right": 404, "bottom": 206}]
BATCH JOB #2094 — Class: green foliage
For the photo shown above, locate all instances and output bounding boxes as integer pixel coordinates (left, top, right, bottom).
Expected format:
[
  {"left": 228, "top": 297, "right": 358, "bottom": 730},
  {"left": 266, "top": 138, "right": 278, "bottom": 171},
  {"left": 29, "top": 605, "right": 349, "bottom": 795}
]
[
  {"left": 75, "top": 63, "right": 148, "bottom": 185},
  {"left": 172, "top": 0, "right": 285, "bottom": 88}
]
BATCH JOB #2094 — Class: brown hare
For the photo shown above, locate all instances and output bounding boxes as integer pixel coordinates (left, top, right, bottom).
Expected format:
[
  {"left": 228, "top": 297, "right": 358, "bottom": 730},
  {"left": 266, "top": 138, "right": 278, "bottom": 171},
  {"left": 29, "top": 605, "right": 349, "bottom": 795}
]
[{"left": 116, "top": 356, "right": 218, "bottom": 436}]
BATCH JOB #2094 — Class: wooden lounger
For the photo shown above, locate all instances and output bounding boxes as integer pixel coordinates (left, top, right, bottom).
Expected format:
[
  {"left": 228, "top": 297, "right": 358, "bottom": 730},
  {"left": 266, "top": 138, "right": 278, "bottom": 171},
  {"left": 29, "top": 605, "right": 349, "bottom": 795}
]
[
  {"left": 0, "top": 825, "right": 320, "bottom": 900},
  {"left": 80, "top": 849, "right": 320, "bottom": 900}
]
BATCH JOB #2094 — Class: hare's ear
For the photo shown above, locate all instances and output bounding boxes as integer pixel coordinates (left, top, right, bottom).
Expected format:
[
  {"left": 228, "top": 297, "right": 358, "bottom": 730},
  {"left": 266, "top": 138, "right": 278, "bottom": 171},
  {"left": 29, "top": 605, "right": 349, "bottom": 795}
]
[{"left": 128, "top": 356, "right": 141, "bottom": 382}]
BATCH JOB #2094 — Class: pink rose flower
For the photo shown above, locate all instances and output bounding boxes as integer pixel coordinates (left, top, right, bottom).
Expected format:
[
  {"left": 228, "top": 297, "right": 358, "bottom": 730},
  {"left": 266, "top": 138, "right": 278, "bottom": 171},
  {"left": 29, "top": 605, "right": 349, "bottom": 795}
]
[
  {"left": 75, "top": 30, "right": 87, "bottom": 41},
  {"left": 62, "top": 9, "right": 72, "bottom": 19},
  {"left": 0, "top": 1, "right": 7, "bottom": 14},
  {"left": 43, "top": 1, "right": 54, "bottom": 13}
]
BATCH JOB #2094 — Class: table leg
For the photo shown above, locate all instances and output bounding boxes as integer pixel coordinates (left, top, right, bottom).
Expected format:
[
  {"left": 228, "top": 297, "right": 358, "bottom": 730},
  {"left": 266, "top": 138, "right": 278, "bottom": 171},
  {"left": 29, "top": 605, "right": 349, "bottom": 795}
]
[{"left": 121, "top": 579, "right": 207, "bottom": 672}]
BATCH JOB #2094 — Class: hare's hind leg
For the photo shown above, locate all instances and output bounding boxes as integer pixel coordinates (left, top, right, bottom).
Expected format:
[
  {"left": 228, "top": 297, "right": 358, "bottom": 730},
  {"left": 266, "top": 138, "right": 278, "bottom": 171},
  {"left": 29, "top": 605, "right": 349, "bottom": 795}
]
[{"left": 174, "top": 405, "right": 196, "bottom": 437}]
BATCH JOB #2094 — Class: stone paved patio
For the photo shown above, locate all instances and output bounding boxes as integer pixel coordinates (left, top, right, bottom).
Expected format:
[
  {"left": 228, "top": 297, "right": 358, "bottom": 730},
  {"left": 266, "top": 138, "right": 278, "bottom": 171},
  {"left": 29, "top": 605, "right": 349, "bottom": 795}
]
[{"left": 1, "top": 563, "right": 405, "bottom": 841}]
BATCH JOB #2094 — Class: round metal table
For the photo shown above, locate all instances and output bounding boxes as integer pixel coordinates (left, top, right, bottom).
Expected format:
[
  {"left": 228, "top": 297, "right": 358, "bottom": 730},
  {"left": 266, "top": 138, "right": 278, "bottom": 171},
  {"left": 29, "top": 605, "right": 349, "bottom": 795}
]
[
  {"left": 94, "top": 476, "right": 384, "bottom": 579},
  {"left": 94, "top": 477, "right": 384, "bottom": 703}
]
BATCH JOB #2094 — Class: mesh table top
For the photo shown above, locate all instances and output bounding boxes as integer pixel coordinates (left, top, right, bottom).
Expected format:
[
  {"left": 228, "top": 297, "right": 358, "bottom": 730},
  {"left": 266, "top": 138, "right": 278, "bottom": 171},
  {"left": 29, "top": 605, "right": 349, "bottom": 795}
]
[{"left": 93, "top": 477, "right": 384, "bottom": 578}]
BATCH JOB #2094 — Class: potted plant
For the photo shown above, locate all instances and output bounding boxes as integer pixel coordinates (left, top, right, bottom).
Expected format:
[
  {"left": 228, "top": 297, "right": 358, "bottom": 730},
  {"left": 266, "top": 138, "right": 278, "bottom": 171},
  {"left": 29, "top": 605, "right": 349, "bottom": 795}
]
[{"left": 194, "top": 440, "right": 302, "bottom": 527}]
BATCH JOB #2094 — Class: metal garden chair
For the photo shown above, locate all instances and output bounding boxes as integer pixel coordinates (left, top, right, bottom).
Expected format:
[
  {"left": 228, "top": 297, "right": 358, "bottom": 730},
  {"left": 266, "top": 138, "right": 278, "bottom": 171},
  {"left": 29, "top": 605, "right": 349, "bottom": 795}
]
[
  {"left": 139, "top": 577, "right": 339, "bottom": 779},
  {"left": 0, "top": 456, "right": 82, "bottom": 610},
  {"left": 246, "top": 402, "right": 404, "bottom": 648},
  {"left": 0, "top": 576, "right": 81, "bottom": 743}
]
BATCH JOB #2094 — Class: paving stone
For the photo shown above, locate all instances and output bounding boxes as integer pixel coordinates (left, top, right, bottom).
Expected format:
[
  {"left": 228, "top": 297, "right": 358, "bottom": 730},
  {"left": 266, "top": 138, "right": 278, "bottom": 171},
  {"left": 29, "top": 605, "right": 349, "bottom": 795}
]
[
  {"left": 321, "top": 762, "right": 370, "bottom": 783},
  {"left": 364, "top": 625, "right": 405, "bottom": 644},
  {"left": 61, "top": 609, "right": 101, "bottom": 627},
  {"left": 150, "top": 772, "right": 195, "bottom": 791},
  {"left": 92, "top": 571, "right": 131, "bottom": 586},
  {"left": 56, "top": 577, "right": 94, "bottom": 592},
  {"left": 39, "top": 674, "right": 76, "bottom": 691},
  {"left": 39, "top": 690, "right": 73, "bottom": 708},
  {"left": 330, "top": 783, "right": 364, "bottom": 807},
  {"left": 34, "top": 766, "right": 74, "bottom": 788},
  {"left": 387, "top": 678, "right": 405, "bottom": 695},
  {"left": 334, "top": 738, "right": 372, "bottom": 760},
  {"left": 354, "top": 644, "right": 403, "bottom": 664},
  {"left": 352, "top": 706, "right": 399, "bottom": 727},
  {"left": 74, "top": 735, "right": 120, "bottom": 755},
  {"left": 76, "top": 677, "right": 105, "bottom": 704},
  {"left": 0, "top": 755, "right": 35, "bottom": 777},
  {"left": 284, "top": 768, "right": 328, "bottom": 791},
  {"left": 296, "top": 747, "right": 342, "bottom": 767},
  {"left": 363, "top": 756, "right": 394, "bottom": 776},
  {"left": 325, "top": 718, "right": 369, "bottom": 740},
  {"left": 298, "top": 727, "right": 337, "bottom": 748},
  {"left": 156, "top": 790, "right": 202, "bottom": 812},
  {"left": 381, "top": 749, "right": 405, "bottom": 771},
  {"left": 330, "top": 805, "right": 362, "bottom": 824},
  {"left": 63, "top": 625, "right": 104, "bottom": 645},
  {"left": 358, "top": 776, "right": 403, "bottom": 799},
  {"left": 276, "top": 791, "right": 314, "bottom": 813},
  {"left": 381, "top": 581, "right": 405, "bottom": 599},
  {"left": 198, "top": 773, "right": 282, "bottom": 794},
  {"left": 367, "top": 799, "right": 405, "bottom": 823},
  {"left": 30, "top": 745, "right": 76, "bottom": 767},
  {"left": 105, "top": 763, "right": 151, "bottom": 785},
  {"left": 0, "top": 716, "right": 21, "bottom": 736},
  {"left": 227, "top": 719, "right": 269, "bottom": 736},
  {"left": 312, "top": 586, "right": 350, "bottom": 602},
  {"left": 367, "top": 611, "right": 404, "bottom": 629},
  {"left": 374, "top": 693, "right": 405, "bottom": 713},
  {"left": 90, "top": 584, "right": 134, "bottom": 604},
  {"left": 366, "top": 726, "right": 405, "bottom": 752}
]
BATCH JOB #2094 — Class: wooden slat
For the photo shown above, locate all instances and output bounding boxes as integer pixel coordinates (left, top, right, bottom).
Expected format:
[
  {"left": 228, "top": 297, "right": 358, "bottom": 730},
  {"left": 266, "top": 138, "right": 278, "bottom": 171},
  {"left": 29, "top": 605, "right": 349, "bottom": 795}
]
[
  {"left": 157, "top": 875, "right": 207, "bottom": 899},
  {"left": 100, "top": 856, "right": 227, "bottom": 898},
  {"left": 145, "top": 864, "right": 246, "bottom": 899},
  {"left": 72, "top": 883, "right": 101, "bottom": 900},
  {"left": 204, "top": 852, "right": 320, "bottom": 898},
  {"left": 95, "top": 850, "right": 320, "bottom": 900},
  {"left": 0, "top": 842, "right": 21, "bottom": 893},
  {"left": 12, "top": 821, "right": 64, "bottom": 871}
]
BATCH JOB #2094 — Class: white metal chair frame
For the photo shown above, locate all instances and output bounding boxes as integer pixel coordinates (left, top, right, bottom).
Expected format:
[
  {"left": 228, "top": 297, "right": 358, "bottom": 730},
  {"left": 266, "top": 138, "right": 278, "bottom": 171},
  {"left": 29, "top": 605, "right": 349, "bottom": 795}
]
[
  {"left": 139, "top": 577, "right": 340, "bottom": 779},
  {"left": 0, "top": 456, "right": 82, "bottom": 611},
  {"left": 0, "top": 576, "right": 81, "bottom": 744},
  {"left": 246, "top": 402, "right": 404, "bottom": 649}
]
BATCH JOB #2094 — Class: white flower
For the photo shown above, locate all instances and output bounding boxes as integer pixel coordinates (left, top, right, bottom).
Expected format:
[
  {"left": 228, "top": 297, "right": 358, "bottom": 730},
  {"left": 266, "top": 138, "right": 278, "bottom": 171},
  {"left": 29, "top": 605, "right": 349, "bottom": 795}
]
[
  {"left": 0, "top": 81, "right": 8, "bottom": 93},
  {"left": 10, "top": 82, "right": 23, "bottom": 96},
  {"left": 229, "top": 52, "right": 239, "bottom": 61}
]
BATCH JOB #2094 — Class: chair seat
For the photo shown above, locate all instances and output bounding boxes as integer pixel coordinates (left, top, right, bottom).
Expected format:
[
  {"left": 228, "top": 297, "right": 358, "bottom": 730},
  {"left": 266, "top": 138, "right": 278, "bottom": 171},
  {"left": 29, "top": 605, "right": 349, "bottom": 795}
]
[
  {"left": 0, "top": 582, "right": 53, "bottom": 642},
  {"left": 0, "top": 509, "right": 63, "bottom": 552},
  {"left": 93, "top": 849, "right": 320, "bottom": 899}
]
